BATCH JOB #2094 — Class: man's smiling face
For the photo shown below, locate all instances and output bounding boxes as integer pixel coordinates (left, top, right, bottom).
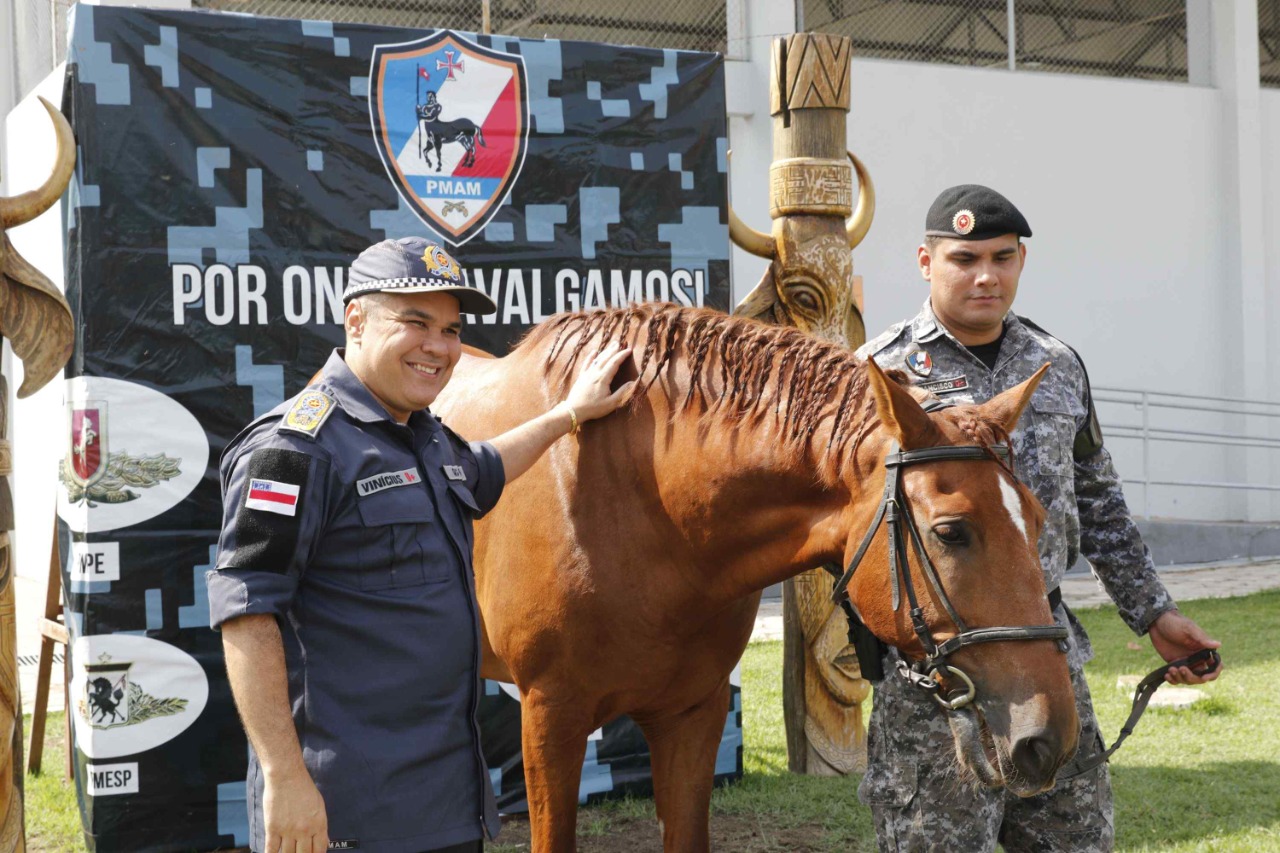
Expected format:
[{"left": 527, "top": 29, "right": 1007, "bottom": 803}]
[{"left": 344, "top": 290, "right": 462, "bottom": 421}]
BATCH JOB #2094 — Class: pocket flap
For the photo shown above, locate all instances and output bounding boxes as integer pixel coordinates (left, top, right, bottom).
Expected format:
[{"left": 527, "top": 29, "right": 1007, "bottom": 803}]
[
  {"left": 448, "top": 481, "right": 480, "bottom": 514},
  {"left": 356, "top": 484, "right": 432, "bottom": 526}
]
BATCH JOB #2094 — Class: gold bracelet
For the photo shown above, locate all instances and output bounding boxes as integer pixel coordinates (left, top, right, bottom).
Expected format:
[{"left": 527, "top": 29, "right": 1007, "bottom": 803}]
[{"left": 566, "top": 405, "right": 581, "bottom": 435}]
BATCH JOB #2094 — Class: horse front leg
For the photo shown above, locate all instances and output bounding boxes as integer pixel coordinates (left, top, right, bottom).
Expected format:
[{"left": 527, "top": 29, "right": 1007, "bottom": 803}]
[
  {"left": 636, "top": 679, "right": 732, "bottom": 853},
  {"left": 521, "top": 691, "right": 592, "bottom": 853}
]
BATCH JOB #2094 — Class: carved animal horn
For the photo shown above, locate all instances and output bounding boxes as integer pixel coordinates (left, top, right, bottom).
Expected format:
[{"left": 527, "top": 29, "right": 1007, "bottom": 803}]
[
  {"left": 0, "top": 95, "right": 76, "bottom": 398},
  {"left": 845, "top": 151, "right": 875, "bottom": 250},
  {"left": 726, "top": 149, "right": 775, "bottom": 259},
  {"left": 0, "top": 97, "right": 75, "bottom": 229}
]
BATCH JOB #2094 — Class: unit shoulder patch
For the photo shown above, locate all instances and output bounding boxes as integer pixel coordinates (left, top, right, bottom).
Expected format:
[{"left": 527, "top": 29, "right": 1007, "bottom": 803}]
[{"left": 280, "top": 391, "right": 335, "bottom": 438}]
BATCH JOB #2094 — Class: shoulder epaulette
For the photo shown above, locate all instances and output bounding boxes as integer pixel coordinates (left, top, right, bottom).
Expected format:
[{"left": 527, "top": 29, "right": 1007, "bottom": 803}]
[
  {"left": 1017, "top": 316, "right": 1104, "bottom": 459},
  {"left": 861, "top": 321, "right": 908, "bottom": 357},
  {"left": 279, "top": 389, "right": 336, "bottom": 439}
]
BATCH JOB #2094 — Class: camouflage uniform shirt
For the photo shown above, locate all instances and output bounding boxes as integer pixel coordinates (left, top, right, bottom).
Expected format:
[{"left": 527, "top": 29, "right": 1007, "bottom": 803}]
[
  {"left": 853, "top": 300, "right": 1178, "bottom": 850},
  {"left": 858, "top": 299, "right": 1176, "bottom": 666}
]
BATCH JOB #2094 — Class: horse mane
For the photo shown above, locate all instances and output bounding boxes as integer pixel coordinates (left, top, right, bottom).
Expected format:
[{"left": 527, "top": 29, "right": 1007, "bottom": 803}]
[{"left": 520, "top": 304, "right": 881, "bottom": 478}]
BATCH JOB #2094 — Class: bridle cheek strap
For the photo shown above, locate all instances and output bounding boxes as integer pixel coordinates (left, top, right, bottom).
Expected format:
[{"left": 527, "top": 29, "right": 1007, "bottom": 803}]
[{"left": 830, "top": 440, "right": 1068, "bottom": 710}]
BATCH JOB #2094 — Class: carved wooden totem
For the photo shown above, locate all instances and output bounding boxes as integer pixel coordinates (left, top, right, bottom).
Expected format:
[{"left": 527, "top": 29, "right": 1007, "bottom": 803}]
[
  {"left": 729, "top": 33, "right": 874, "bottom": 775},
  {"left": 0, "top": 97, "right": 78, "bottom": 849}
]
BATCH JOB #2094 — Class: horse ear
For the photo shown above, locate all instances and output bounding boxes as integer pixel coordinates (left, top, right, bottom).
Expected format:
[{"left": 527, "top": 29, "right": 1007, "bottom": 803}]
[
  {"left": 865, "top": 357, "right": 935, "bottom": 450},
  {"left": 982, "top": 362, "right": 1050, "bottom": 433}
]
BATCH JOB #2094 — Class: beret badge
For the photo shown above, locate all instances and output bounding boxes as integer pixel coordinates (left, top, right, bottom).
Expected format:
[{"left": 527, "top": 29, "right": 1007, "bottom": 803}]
[{"left": 952, "top": 209, "right": 976, "bottom": 236}]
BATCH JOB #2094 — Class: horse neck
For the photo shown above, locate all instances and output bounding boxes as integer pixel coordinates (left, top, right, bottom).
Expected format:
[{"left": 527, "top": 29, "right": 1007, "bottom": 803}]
[{"left": 641, "top": 383, "right": 880, "bottom": 604}]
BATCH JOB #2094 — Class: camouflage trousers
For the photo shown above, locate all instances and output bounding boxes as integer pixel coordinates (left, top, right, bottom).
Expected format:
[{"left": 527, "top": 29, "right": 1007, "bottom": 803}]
[{"left": 858, "top": 650, "right": 1114, "bottom": 852}]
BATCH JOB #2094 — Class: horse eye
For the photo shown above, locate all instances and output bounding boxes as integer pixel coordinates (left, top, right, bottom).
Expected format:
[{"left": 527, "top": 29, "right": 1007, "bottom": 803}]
[{"left": 933, "top": 523, "right": 968, "bottom": 546}]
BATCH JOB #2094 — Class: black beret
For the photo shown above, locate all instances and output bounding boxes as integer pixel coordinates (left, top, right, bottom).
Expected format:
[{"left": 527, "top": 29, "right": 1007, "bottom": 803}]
[{"left": 925, "top": 184, "right": 1032, "bottom": 241}]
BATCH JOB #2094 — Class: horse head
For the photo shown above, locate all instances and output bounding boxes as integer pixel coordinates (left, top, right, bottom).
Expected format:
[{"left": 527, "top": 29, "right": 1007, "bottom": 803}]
[{"left": 844, "top": 358, "right": 1078, "bottom": 795}]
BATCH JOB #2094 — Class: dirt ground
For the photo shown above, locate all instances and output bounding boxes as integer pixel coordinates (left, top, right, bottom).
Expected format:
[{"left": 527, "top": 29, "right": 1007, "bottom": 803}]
[{"left": 489, "top": 813, "right": 853, "bottom": 852}]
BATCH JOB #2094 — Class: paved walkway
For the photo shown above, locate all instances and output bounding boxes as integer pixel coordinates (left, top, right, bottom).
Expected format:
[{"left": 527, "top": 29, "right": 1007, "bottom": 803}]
[
  {"left": 749, "top": 558, "right": 1280, "bottom": 643},
  {"left": 13, "top": 560, "right": 1280, "bottom": 715}
]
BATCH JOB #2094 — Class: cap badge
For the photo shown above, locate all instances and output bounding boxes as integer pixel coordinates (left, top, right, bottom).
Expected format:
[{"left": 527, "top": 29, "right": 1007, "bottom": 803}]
[
  {"left": 906, "top": 350, "right": 933, "bottom": 377},
  {"left": 422, "top": 244, "right": 462, "bottom": 281},
  {"left": 952, "top": 209, "right": 976, "bottom": 236}
]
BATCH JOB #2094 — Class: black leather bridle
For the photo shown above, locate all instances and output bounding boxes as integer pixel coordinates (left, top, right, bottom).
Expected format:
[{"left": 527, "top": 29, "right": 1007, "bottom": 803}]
[{"left": 828, "top": 438, "right": 1069, "bottom": 711}]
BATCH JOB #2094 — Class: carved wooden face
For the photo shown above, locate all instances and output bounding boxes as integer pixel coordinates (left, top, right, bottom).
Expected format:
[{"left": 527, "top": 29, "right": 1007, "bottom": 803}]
[{"left": 733, "top": 222, "right": 863, "bottom": 347}]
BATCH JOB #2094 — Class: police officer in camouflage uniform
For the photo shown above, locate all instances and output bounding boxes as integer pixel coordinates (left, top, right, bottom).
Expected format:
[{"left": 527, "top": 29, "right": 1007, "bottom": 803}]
[
  {"left": 855, "top": 186, "right": 1222, "bottom": 851},
  {"left": 208, "top": 237, "right": 634, "bottom": 853}
]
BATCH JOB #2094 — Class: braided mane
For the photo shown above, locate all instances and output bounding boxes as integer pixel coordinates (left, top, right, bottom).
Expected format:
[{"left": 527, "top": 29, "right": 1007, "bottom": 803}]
[{"left": 519, "top": 304, "right": 878, "bottom": 475}]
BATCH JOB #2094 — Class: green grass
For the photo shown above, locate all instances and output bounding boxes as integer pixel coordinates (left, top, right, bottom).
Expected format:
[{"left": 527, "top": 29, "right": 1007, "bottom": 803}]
[
  {"left": 22, "top": 713, "right": 82, "bottom": 852},
  {"left": 24, "top": 591, "right": 1280, "bottom": 851}
]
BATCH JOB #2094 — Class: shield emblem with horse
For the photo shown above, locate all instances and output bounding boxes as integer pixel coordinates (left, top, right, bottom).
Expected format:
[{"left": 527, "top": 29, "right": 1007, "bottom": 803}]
[{"left": 370, "top": 31, "right": 529, "bottom": 246}]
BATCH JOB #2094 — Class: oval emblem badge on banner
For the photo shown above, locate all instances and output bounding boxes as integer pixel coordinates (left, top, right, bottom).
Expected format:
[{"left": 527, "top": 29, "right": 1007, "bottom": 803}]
[
  {"left": 70, "top": 633, "right": 209, "bottom": 759},
  {"left": 57, "top": 377, "right": 209, "bottom": 533}
]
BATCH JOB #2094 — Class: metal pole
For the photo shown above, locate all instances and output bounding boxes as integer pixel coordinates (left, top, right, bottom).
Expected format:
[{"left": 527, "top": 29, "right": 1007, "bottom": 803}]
[
  {"left": 482, "top": 0, "right": 492, "bottom": 34},
  {"left": 1141, "top": 392, "right": 1151, "bottom": 517},
  {"left": 1007, "top": 0, "right": 1016, "bottom": 70}
]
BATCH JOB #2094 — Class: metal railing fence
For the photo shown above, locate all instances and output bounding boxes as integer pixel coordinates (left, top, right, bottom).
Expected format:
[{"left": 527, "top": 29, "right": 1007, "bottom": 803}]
[
  {"left": 1094, "top": 385, "right": 1280, "bottom": 519},
  {"left": 192, "top": 0, "right": 729, "bottom": 53},
  {"left": 802, "top": 0, "right": 1189, "bottom": 82}
]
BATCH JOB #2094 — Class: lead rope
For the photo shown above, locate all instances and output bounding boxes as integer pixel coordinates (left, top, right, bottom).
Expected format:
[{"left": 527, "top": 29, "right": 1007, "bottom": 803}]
[{"left": 1057, "top": 647, "right": 1221, "bottom": 779}]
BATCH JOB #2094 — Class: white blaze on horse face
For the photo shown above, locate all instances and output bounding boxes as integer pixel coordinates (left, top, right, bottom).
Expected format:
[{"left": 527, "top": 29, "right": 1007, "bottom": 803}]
[{"left": 997, "top": 472, "right": 1029, "bottom": 544}]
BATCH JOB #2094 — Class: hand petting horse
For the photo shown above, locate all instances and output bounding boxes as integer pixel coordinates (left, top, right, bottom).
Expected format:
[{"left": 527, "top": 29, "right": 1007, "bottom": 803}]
[{"left": 433, "top": 304, "right": 1077, "bottom": 853}]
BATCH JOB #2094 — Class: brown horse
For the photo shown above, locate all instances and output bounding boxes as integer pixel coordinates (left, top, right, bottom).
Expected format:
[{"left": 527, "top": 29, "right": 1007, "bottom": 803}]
[{"left": 433, "top": 304, "right": 1077, "bottom": 852}]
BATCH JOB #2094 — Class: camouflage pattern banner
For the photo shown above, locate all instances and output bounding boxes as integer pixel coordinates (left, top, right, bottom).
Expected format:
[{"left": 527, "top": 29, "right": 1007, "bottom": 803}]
[{"left": 60, "top": 5, "right": 735, "bottom": 849}]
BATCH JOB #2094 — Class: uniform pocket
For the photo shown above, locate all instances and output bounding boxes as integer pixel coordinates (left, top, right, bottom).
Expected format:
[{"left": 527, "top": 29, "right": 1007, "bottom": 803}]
[
  {"left": 355, "top": 485, "right": 437, "bottom": 590},
  {"left": 447, "top": 481, "right": 480, "bottom": 516},
  {"left": 1029, "top": 390, "right": 1085, "bottom": 479},
  {"left": 857, "top": 760, "right": 918, "bottom": 808}
]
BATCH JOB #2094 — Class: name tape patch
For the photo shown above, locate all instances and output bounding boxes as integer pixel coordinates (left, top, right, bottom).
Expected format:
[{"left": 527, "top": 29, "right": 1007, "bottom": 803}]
[
  {"left": 246, "top": 478, "right": 301, "bottom": 516},
  {"left": 443, "top": 465, "right": 466, "bottom": 481},
  {"left": 356, "top": 467, "right": 421, "bottom": 497},
  {"left": 918, "top": 374, "right": 970, "bottom": 395}
]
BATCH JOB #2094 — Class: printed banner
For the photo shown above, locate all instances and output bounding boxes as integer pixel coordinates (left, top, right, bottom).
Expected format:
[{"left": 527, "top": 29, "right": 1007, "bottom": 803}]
[{"left": 60, "top": 5, "right": 735, "bottom": 849}]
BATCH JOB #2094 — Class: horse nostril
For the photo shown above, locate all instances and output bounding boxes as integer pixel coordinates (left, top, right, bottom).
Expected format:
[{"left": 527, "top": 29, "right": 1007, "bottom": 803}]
[{"left": 1012, "top": 729, "right": 1060, "bottom": 781}]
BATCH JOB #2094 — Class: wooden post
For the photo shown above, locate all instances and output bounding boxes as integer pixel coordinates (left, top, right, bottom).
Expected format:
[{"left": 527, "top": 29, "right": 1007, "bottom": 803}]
[
  {"left": 730, "top": 33, "right": 875, "bottom": 775},
  {"left": 28, "top": 520, "right": 68, "bottom": 777},
  {"left": 0, "top": 97, "right": 79, "bottom": 842}
]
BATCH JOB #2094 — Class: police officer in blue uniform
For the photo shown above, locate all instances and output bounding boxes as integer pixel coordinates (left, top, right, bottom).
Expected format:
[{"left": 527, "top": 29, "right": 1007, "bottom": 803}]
[{"left": 208, "top": 237, "right": 634, "bottom": 853}]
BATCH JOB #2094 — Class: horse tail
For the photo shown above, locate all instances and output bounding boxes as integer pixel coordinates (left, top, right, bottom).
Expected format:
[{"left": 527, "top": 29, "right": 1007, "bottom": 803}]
[{"left": 475, "top": 126, "right": 486, "bottom": 147}]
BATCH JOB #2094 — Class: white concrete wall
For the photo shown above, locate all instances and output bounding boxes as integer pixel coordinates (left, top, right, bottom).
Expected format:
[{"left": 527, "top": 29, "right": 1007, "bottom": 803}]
[
  {"left": 3, "top": 72, "right": 71, "bottom": 581},
  {"left": 726, "top": 13, "right": 1279, "bottom": 521}
]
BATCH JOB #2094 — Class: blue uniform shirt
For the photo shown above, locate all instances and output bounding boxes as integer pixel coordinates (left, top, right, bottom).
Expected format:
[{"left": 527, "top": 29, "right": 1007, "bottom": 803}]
[{"left": 208, "top": 349, "right": 505, "bottom": 853}]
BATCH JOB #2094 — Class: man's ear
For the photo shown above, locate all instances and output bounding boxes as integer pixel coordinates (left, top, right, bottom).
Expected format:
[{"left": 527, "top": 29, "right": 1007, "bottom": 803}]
[
  {"left": 981, "top": 363, "right": 1049, "bottom": 433},
  {"left": 866, "top": 357, "right": 936, "bottom": 450},
  {"left": 344, "top": 299, "right": 365, "bottom": 345},
  {"left": 918, "top": 243, "right": 932, "bottom": 282}
]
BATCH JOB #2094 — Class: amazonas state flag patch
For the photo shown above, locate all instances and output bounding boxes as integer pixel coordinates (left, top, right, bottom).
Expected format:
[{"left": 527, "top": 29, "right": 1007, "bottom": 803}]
[{"left": 246, "top": 478, "right": 301, "bottom": 516}]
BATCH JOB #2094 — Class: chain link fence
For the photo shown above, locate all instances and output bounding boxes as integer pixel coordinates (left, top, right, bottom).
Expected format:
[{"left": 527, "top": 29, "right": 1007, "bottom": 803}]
[
  {"left": 1263, "top": 0, "right": 1280, "bottom": 88},
  {"left": 193, "top": 0, "right": 727, "bottom": 53},
  {"left": 803, "top": 0, "right": 1189, "bottom": 82}
]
